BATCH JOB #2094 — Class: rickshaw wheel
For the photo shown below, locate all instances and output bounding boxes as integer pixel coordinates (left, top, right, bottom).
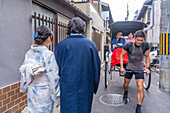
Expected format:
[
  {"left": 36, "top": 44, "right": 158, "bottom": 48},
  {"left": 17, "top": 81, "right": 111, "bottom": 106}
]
[
  {"left": 105, "top": 61, "right": 109, "bottom": 88},
  {"left": 143, "top": 71, "right": 151, "bottom": 90}
]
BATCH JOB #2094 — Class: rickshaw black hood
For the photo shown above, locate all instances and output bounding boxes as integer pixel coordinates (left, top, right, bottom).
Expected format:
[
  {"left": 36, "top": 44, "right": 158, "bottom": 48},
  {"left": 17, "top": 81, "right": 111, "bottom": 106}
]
[{"left": 111, "top": 21, "right": 147, "bottom": 39}]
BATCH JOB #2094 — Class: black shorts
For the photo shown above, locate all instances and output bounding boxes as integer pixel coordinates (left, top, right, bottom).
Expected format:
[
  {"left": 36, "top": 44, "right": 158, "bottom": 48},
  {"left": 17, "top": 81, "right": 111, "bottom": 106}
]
[{"left": 125, "top": 69, "right": 144, "bottom": 79}]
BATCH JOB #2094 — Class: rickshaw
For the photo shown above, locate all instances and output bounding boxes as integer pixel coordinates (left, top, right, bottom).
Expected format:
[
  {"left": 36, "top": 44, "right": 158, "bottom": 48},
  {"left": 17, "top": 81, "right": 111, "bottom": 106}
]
[{"left": 104, "top": 21, "right": 151, "bottom": 90}]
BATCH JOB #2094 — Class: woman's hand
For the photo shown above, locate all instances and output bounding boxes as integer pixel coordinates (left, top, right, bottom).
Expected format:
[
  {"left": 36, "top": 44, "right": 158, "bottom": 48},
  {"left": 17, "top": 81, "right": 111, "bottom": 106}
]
[
  {"left": 56, "top": 101, "right": 60, "bottom": 108},
  {"left": 117, "top": 43, "right": 123, "bottom": 46},
  {"left": 113, "top": 45, "right": 117, "bottom": 48}
]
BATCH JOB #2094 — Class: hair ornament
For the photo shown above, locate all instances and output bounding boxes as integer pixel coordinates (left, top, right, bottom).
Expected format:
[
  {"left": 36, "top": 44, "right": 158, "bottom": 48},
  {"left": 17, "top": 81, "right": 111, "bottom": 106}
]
[{"left": 34, "top": 32, "right": 38, "bottom": 39}]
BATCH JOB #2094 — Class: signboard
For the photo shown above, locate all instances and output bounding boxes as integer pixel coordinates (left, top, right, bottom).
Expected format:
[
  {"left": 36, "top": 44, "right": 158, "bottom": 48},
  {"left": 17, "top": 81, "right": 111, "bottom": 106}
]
[{"left": 160, "top": 33, "right": 170, "bottom": 55}]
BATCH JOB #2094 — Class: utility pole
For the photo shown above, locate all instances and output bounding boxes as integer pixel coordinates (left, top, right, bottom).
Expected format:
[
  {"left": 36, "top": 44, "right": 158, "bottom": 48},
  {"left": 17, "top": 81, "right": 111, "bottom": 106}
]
[
  {"left": 159, "top": 0, "right": 170, "bottom": 93},
  {"left": 125, "top": 3, "right": 129, "bottom": 20},
  {"left": 160, "top": 0, "right": 170, "bottom": 33}
]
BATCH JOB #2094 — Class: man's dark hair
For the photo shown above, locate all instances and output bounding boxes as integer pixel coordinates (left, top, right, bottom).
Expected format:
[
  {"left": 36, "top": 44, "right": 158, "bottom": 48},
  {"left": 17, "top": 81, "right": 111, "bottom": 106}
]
[
  {"left": 134, "top": 30, "right": 145, "bottom": 39},
  {"left": 67, "top": 17, "right": 86, "bottom": 35},
  {"left": 34, "top": 25, "right": 53, "bottom": 44},
  {"left": 117, "top": 32, "right": 122, "bottom": 35}
]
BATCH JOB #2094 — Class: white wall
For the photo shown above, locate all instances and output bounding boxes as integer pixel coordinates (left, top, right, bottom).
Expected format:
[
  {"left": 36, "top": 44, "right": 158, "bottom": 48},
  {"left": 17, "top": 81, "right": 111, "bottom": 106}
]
[
  {"left": 146, "top": 1, "right": 161, "bottom": 44},
  {"left": 58, "top": 13, "right": 70, "bottom": 24},
  {"left": 89, "top": 3, "right": 104, "bottom": 33},
  {"left": 153, "top": 0, "right": 161, "bottom": 44}
]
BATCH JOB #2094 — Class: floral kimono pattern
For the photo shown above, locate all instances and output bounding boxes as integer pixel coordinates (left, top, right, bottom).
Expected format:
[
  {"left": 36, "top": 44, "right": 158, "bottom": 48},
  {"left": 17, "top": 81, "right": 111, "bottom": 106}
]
[{"left": 20, "top": 45, "right": 60, "bottom": 113}]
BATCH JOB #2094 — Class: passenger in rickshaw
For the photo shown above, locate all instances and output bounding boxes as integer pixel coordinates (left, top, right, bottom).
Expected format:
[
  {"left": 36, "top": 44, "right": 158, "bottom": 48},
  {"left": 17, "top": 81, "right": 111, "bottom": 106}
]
[
  {"left": 120, "top": 30, "right": 150, "bottom": 113},
  {"left": 125, "top": 32, "right": 135, "bottom": 43},
  {"left": 111, "top": 32, "right": 125, "bottom": 51}
]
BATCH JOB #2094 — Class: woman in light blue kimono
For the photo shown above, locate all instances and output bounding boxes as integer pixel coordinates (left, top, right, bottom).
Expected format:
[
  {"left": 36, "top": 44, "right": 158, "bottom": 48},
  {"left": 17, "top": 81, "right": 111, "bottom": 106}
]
[{"left": 20, "top": 25, "right": 60, "bottom": 113}]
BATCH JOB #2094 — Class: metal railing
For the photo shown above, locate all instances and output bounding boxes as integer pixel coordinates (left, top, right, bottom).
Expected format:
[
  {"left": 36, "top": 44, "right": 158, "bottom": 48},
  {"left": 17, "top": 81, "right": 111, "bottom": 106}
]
[{"left": 32, "top": 12, "right": 68, "bottom": 51}]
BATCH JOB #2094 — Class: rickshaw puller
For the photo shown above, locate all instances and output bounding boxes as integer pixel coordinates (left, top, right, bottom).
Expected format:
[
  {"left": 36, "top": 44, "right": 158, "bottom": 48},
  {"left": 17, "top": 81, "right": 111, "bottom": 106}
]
[{"left": 120, "top": 30, "right": 150, "bottom": 113}]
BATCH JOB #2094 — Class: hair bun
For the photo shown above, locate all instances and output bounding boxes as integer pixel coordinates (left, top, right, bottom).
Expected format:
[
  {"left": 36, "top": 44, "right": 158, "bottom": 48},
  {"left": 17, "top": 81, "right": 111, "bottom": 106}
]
[
  {"left": 35, "top": 36, "right": 44, "bottom": 44},
  {"left": 34, "top": 25, "right": 52, "bottom": 45}
]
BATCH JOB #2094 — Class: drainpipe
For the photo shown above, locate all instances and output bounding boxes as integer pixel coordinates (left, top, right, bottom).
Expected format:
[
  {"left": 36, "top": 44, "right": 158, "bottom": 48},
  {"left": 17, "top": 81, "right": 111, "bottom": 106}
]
[
  {"left": 152, "top": 0, "right": 154, "bottom": 26},
  {"left": 98, "top": 0, "right": 100, "bottom": 14}
]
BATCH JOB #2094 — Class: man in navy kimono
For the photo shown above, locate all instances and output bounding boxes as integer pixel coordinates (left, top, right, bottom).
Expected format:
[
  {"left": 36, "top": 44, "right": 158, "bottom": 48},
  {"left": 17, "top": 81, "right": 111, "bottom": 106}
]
[{"left": 54, "top": 17, "right": 101, "bottom": 113}]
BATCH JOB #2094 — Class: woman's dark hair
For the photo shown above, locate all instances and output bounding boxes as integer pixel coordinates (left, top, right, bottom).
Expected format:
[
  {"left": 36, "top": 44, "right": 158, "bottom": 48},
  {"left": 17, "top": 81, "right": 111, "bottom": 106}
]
[
  {"left": 128, "top": 32, "right": 134, "bottom": 37},
  {"left": 34, "top": 25, "right": 53, "bottom": 44},
  {"left": 134, "top": 30, "right": 145, "bottom": 39},
  {"left": 67, "top": 17, "right": 86, "bottom": 35},
  {"left": 128, "top": 32, "right": 133, "bottom": 35}
]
